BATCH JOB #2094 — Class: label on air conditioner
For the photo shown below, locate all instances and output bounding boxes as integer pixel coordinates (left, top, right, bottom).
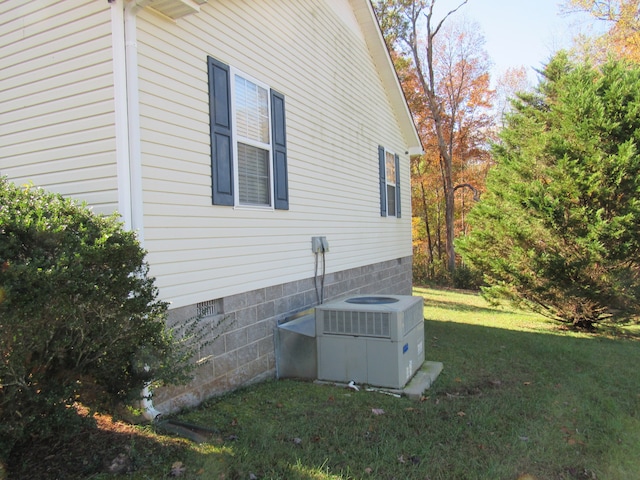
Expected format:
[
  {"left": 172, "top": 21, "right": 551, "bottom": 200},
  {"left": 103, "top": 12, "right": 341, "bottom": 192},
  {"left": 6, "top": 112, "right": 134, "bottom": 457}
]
[
  {"left": 418, "top": 340, "right": 423, "bottom": 355},
  {"left": 403, "top": 343, "right": 409, "bottom": 354}
]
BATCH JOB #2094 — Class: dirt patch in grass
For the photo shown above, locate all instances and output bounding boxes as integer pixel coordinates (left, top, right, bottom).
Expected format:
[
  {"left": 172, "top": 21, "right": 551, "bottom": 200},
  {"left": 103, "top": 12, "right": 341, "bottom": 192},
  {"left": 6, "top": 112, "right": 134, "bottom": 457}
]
[
  {"left": 438, "top": 377, "right": 506, "bottom": 398},
  {"left": 6, "top": 407, "right": 183, "bottom": 480}
]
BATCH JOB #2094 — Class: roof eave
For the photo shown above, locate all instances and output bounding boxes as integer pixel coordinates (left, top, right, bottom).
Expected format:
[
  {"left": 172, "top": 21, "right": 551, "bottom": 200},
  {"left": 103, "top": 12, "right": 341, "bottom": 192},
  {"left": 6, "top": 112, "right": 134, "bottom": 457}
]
[{"left": 349, "top": 0, "right": 423, "bottom": 154}]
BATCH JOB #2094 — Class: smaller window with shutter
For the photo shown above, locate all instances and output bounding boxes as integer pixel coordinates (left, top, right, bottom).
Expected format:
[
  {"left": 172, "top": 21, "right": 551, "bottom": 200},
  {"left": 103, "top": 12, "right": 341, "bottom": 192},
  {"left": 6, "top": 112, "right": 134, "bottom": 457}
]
[
  {"left": 378, "top": 146, "right": 401, "bottom": 218},
  {"left": 385, "top": 150, "right": 397, "bottom": 216}
]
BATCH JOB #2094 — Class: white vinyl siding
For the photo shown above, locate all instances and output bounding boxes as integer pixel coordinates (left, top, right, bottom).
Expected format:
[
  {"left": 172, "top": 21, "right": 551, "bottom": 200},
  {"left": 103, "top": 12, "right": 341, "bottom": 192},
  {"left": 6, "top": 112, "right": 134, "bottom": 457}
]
[
  {"left": 0, "top": 0, "right": 414, "bottom": 311},
  {"left": 0, "top": 0, "right": 118, "bottom": 214},
  {"left": 133, "top": 0, "right": 413, "bottom": 308}
]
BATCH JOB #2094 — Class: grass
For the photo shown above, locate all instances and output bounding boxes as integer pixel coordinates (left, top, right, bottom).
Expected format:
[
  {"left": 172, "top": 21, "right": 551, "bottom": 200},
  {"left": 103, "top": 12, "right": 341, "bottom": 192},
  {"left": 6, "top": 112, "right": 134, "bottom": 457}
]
[{"left": 10, "top": 287, "right": 640, "bottom": 479}]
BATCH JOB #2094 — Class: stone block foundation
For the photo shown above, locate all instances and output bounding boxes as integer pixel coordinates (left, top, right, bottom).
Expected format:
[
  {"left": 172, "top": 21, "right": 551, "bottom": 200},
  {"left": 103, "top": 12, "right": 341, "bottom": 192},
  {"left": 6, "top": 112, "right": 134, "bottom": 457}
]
[{"left": 153, "top": 255, "right": 412, "bottom": 413}]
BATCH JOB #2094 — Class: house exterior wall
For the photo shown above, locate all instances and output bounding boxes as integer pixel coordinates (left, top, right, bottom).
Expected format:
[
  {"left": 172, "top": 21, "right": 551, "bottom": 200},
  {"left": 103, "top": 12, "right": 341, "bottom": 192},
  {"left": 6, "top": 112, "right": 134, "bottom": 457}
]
[
  {"left": 1, "top": 0, "right": 419, "bottom": 410},
  {"left": 0, "top": 1, "right": 119, "bottom": 214},
  {"left": 134, "top": 0, "right": 418, "bottom": 410},
  {"left": 153, "top": 255, "right": 413, "bottom": 412},
  {"left": 134, "top": 0, "right": 415, "bottom": 310}
]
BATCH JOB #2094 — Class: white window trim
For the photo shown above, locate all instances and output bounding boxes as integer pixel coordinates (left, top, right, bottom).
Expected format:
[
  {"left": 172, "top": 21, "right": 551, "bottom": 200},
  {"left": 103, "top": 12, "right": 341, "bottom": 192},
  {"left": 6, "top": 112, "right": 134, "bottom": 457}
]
[{"left": 230, "top": 67, "right": 274, "bottom": 210}]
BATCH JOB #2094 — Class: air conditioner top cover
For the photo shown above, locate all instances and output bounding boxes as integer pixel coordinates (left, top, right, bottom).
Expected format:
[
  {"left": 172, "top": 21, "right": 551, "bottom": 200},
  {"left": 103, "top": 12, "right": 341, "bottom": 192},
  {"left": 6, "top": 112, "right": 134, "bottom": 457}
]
[{"left": 315, "top": 295, "right": 423, "bottom": 341}]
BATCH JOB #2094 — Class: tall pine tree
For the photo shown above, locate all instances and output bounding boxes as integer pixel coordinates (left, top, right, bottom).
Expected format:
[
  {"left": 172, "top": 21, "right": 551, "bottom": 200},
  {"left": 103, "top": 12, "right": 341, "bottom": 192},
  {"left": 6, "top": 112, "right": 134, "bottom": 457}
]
[{"left": 457, "top": 53, "right": 640, "bottom": 329}]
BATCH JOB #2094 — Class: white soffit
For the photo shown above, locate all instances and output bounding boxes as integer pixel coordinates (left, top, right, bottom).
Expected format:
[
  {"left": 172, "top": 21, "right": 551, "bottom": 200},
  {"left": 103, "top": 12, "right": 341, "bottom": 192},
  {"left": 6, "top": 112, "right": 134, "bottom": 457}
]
[{"left": 141, "top": 0, "right": 204, "bottom": 19}]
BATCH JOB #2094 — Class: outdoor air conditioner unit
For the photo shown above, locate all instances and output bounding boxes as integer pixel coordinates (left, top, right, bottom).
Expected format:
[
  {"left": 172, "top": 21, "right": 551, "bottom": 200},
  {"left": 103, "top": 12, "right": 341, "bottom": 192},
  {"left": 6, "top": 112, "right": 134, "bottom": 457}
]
[{"left": 315, "top": 295, "right": 425, "bottom": 389}]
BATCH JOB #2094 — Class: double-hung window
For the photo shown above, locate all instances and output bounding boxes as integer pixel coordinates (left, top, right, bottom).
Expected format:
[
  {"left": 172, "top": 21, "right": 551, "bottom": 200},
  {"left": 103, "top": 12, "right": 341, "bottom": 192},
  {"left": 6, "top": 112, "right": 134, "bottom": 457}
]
[
  {"left": 234, "top": 75, "right": 271, "bottom": 206},
  {"left": 378, "top": 146, "right": 401, "bottom": 217},
  {"left": 208, "top": 56, "right": 289, "bottom": 210}
]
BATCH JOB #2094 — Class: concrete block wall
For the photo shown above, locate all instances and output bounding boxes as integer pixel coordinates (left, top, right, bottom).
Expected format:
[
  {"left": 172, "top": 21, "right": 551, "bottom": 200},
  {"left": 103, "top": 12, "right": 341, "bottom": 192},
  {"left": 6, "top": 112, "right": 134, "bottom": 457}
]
[{"left": 153, "top": 255, "right": 412, "bottom": 412}]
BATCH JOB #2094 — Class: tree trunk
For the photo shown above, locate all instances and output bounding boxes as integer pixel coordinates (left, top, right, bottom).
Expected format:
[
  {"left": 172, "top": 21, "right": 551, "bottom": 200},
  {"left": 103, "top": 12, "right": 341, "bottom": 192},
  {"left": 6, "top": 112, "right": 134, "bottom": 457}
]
[
  {"left": 420, "top": 181, "right": 435, "bottom": 266},
  {"left": 398, "top": 0, "right": 469, "bottom": 275},
  {"left": 445, "top": 185, "right": 455, "bottom": 273},
  {"left": 409, "top": 1, "right": 463, "bottom": 275},
  {"left": 435, "top": 187, "right": 443, "bottom": 260}
]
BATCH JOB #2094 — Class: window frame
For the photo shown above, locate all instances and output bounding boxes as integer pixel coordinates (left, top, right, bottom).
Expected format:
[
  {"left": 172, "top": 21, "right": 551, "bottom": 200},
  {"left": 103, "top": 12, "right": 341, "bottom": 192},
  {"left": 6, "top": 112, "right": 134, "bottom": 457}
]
[
  {"left": 385, "top": 149, "right": 397, "bottom": 217},
  {"left": 378, "top": 145, "right": 401, "bottom": 218},
  {"left": 230, "top": 68, "right": 274, "bottom": 209}
]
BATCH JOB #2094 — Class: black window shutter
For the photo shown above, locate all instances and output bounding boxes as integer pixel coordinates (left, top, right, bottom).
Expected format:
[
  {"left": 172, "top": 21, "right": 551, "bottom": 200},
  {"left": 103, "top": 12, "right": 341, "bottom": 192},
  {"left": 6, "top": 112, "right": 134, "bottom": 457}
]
[
  {"left": 208, "top": 56, "right": 234, "bottom": 206},
  {"left": 378, "top": 145, "right": 387, "bottom": 217},
  {"left": 395, "top": 153, "right": 401, "bottom": 218},
  {"left": 271, "top": 89, "right": 289, "bottom": 210}
]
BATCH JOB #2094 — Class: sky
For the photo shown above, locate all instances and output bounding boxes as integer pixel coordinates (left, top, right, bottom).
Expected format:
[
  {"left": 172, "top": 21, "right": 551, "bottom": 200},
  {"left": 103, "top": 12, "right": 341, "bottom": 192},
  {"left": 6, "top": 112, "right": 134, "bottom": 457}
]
[{"left": 446, "top": 0, "right": 605, "bottom": 83}]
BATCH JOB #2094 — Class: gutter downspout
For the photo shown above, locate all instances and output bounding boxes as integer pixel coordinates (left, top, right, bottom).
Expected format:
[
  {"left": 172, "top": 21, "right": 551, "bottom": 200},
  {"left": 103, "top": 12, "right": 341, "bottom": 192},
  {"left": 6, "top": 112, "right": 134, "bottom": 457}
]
[
  {"left": 125, "top": 0, "right": 159, "bottom": 421},
  {"left": 112, "top": 0, "right": 159, "bottom": 421},
  {"left": 124, "top": 0, "right": 145, "bottom": 244},
  {"left": 111, "top": 0, "right": 132, "bottom": 230}
]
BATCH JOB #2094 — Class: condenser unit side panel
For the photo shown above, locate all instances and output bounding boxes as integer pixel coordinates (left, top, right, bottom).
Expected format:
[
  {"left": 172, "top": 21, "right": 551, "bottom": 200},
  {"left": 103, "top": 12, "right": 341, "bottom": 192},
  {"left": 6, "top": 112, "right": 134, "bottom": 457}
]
[
  {"left": 365, "top": 322, "right": 425, "bottom": 389},
  {"left": 402, "top": 321, "right": 425, "bottom": 385},
  {"left": 317, "top": 336, "right": 368, "bottom": 384},
  {"left": 365, "top": 338, "right": 402, "bottom": 388}
]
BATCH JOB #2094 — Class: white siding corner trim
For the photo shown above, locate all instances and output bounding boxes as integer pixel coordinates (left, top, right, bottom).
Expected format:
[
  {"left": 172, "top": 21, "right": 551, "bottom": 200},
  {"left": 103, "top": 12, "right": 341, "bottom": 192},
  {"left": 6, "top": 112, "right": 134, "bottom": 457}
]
[{"left": 111, "top": 0, "right": 145, "bottom": 242}]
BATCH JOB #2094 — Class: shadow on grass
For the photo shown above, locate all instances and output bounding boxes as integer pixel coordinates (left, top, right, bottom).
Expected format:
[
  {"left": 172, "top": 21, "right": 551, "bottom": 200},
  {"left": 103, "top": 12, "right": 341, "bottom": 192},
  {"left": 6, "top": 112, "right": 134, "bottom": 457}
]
[{"left": 6, "top": 408, "right": 233, "bottom": 480}]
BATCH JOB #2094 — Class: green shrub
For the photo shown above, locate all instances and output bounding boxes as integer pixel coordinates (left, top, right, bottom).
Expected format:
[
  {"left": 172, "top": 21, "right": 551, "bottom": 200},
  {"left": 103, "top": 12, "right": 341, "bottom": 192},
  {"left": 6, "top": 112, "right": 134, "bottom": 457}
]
[
  {"left": 452, "top": 263, "right": 483, "bottom": 291},
  {"left": 412, "top": 251, "right": 451, "bottom": 287},
  {"left": 0, "top": 177, "right": 193, "bottom": 460}
]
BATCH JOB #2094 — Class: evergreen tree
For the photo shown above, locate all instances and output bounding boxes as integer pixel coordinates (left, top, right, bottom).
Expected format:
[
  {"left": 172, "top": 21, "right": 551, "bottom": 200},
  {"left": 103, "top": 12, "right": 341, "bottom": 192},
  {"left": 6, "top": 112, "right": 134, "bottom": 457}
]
[{"left": 457, "top": 53, "right": 640, "bottom": 329}]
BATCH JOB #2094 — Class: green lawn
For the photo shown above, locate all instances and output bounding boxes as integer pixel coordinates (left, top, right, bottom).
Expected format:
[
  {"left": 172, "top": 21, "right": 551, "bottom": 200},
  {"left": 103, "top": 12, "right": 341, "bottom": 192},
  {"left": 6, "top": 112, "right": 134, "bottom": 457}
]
[{"left": 95, "top": 288, "right": 640, "bottom": 479}]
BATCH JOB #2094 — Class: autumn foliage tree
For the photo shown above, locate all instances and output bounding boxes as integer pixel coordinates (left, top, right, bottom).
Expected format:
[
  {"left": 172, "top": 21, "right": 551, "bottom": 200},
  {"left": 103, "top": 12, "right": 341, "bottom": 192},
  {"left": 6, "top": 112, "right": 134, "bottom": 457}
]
[
  {"left": 494, "top": 67, "right": 530, "bottom": 127},
  {"left": 374, "top": 0, "right": 495, "bottom": 281},
  {"left": 564, "top": 0, "right": 640, "bottom": 62}
]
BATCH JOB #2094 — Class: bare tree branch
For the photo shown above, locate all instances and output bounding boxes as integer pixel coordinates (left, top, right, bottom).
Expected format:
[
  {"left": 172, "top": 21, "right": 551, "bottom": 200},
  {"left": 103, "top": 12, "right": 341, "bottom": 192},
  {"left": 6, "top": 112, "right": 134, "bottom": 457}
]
[
  {"left": 453, "top": 182, "right": 481, "bottom": 201},
  {"left": 430, "top": 0, "right": 469, "bottom": 37}
]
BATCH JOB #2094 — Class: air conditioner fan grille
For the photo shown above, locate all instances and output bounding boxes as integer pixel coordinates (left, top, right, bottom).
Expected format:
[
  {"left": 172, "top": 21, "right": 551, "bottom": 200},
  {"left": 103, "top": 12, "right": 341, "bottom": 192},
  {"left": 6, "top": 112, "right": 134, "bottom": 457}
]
[
  {"left": 322, "top": 310, "right": 390, "bottom": 338},
  {"left": 404, "top": 301, "right": 424, "bottom": 336}
]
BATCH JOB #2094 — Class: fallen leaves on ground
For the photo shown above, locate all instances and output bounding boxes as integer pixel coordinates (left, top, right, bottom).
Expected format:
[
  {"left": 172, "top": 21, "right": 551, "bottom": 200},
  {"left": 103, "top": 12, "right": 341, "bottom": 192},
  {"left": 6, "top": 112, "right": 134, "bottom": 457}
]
[
  {"left": 170, "top": 461, "right": 186, "bottom": 477},
  {"left": 397, "top": 454, "right": 421, "bottom": 465},
  {"left": 106, "top": 452, "right": 131, "bottom": 474},
  {"left": 560, "top": 426, "right": 586, "bottom": 446}
]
